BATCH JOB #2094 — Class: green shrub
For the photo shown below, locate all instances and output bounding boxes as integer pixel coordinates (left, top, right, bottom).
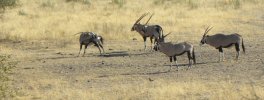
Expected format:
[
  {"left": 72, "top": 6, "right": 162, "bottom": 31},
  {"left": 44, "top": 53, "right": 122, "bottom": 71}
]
[
  {"left": 41, "top": 0, "right": 55, "bottom": 8},
  {"left": 65, "top": 0, "right": 91, "bottom": 5},
  {"left": 216, "top": 0, "right": 242, "bottom": 10},
  {"left": 0, "top": 0, "right": 17, "bottom": 10},
  {"left": 0, "top": 55, "right": 17, "bottom": 98},
  {"left": 232, "top": 0, "right": 241, "bottom": 9},
  {"left": 18, "top": 10, "right": 27, "bottom": 16},
  {"left": 187, "top": 0, "right": 198, "bottom": 9},
  {"left": 153, "top": 0, "right": 166, "bottom": 5},
  {"left": 111, "top": 0, "right": 126, "bottom": 8},
  {"left": 153, "top": 0, "right": 198, "bottom": 9}
]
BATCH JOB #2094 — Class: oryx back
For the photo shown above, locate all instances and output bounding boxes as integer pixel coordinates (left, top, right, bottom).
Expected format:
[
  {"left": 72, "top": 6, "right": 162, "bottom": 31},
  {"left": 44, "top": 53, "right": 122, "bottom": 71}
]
[
  {"left": 159, "top": 42, "right": 184, "bottom": 56},
  {"left": 143, "top": 25, "right": 162, "bottom": 38},
  {"left": 159, "top": 42, "right": 192, "bottom": 57},
  {"left": 79, "top": 32, "right": 96, "bottom": 44},
  {"left": 206, "top": 33, "right": 241, "bottom": 48},
  {"left": 77, "top": 32, "right": 104, "bottom": 56}
]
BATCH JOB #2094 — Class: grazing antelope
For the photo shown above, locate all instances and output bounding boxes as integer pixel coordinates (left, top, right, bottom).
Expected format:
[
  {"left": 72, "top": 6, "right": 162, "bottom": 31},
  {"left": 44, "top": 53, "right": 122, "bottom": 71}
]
[
  {"left": 200, "top": 26, "right": 245, "bottom": 61},
  {"left": 75, "top": 32, "right": 105, "bottom": 56},
  {"left": 154, "top": 33, "right": 196, "bottom": 71},
  {"left": 131, "top": 13, "right": 163, "bottom": 50}
]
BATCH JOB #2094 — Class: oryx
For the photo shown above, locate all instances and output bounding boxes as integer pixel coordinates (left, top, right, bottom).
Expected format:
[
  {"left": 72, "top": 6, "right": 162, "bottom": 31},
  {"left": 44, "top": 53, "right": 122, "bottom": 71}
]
[
  {"left": 131, "top": 13, "right": 163, "bottom": 50},
  {"left": 200, "top": 26, "right": 245, "bottom": 61},
  {"left": 75, "top": 32, "right": 104, "bottom": 56},
  {"left": 154, "top": 32, "right": 196, "bottom": 71}
]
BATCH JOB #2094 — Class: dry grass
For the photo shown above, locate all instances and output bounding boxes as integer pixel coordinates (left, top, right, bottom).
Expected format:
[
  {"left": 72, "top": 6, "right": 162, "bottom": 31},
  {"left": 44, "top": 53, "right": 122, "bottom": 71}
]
[
  {"left": 0, "top": 0, "right": 263, "bottom": 43},
  {"left": 1, "top": 0, "right": 264, "bottom": 99},
  {"left": 13, "top": 77, "right": 264, "bottom": 99}
]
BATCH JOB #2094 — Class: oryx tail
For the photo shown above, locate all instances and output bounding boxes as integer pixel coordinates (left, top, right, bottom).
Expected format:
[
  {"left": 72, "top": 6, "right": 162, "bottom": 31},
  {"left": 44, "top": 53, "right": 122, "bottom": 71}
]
[
  {"left": 192, "top": 48, "right": 196, "bottom": 64},
  {"left": 156, "top": 25, "right": 163, "bottom": 39},
  {"left": 242, "top": 38, "right": 245, "bottom": 54},
  {"left": 99, "top": 36, "right": 104, "bottom": 44},
  {"left": 74, "top": 32, "right": 83, "bottom": 36}
]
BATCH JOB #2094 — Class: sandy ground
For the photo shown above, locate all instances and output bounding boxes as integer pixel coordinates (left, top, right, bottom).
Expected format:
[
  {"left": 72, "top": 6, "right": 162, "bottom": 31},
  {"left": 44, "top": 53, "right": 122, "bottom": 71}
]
[{"left": 1, "top": 34, "right": 263, "bottom": 99}]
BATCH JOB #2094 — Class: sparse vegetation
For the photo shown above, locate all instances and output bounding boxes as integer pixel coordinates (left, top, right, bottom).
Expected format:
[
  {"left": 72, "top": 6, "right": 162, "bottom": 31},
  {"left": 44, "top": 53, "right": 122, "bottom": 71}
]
[
  {"left": 111, "top": 0, "right": 126, "bottom": 7},
  {"left": 187, "top": 0, "right": 198, "bottom": 9},
  {"left": 18, "top": 10, "right": 27, "bottom": 16},
  {"left": 65, "top": 0, "right": 91, "bottom": 5},
  {"left": 0, "top": 0, "right": 262, "bottom": 42},
  {"left": 40, "top": 0, "right": 55, "bottom": 8},
  {"left": 216, "top": 0, "right": 242, "bottom": 9},
  {"left": 153, "top": 0, "right": 166, "bottom": 5},
  {"left": 0, "top": 0, "right": 17, "bottom": 10},
  {"left": 0, "top": 0, "right": 263, "bottom": 99},
  {"left": 0, "top": 55, "right": 16, "bottom": 98}
]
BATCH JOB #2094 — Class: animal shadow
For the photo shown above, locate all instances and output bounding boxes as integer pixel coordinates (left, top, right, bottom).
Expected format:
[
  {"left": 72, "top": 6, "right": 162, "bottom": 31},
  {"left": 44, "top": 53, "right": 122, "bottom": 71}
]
[
  {"left": 103, "top": 51, "right": 129, "bottom": 57},
  {"left": 103, "top": 51, "right": 153, "bottom": 57},
  {"left": 163, "top": 61, "right": 219, "bottom": 67}
]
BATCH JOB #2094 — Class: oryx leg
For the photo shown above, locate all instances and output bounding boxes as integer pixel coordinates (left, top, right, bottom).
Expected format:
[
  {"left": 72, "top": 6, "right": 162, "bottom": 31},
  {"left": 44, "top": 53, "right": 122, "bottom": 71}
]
[
  {"left": 78, "top": 44, "right": 83, "bottom": 57},
  {"left": 173, "top": 56, "right": 178, "bottom": 71},
  {"left": 154, "top": 38, "right": 158, "bottom": 45},
  {"left": 150, "top": 36, "right": 153, "bottom": 51},
  {"left": 169, "top": 56, "right": 173, "bottom": 72},
  {"left": 187, "top": 51, "right": 192, "bottom": 68},
  {"left": 143, "top": 37, "right": 147, "bottom": 50},
  {"left": 218, "top": 47, "right": 224, "bottom": 62},
  {"left": 98, "top": 43, "right": 105, "bottom": 54},
  {"left": 235, "top": 43, "right": 240, "bottom": 60},
  {"left": 83, "top": 44, "right": 88, "bottom": 57},
  {"left": 93, "top": 41, "right": 102, "bottom": 55}
]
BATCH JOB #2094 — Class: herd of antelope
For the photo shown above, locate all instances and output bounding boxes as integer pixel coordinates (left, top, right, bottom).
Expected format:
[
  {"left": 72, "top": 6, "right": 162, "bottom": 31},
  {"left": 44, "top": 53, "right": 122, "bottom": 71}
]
[{"left": 76, "top": 13, "right": 246, "bottom": 71}]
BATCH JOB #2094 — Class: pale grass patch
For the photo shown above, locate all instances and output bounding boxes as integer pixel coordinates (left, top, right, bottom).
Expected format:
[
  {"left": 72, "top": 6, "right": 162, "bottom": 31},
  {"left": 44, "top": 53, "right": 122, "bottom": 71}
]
[
  {"left": 150, "top": 80, "right": 263, "bottom": 99},
  {"left": 0, "top": 45, "right": 32, "bottom": 61},
  {"left": 0, "top": 0, "right": 263, "bottom": 43},
  {"left": 14, "top": 77, "right": 264, "bottom": 99}
]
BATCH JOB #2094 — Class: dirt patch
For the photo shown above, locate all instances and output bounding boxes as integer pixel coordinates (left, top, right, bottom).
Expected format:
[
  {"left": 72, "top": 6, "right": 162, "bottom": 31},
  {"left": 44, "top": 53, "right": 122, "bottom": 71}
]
[{"left": 0, "top": 36, "right": 263, "bottom": 99}]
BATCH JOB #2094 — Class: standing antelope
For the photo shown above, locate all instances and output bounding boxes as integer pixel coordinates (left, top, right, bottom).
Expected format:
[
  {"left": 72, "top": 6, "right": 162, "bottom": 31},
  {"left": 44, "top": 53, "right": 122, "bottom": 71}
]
[
  {"left": 131, "top": 13, "right": 163, "bottom": 50},
  {"left": 200, "top": 26, "right": 245, "bottom": 62},
  {"left": 75, "top": 32, "right": 105, "bottom": 56},
  {"left": 154, "top": 33, "right": 196, "bottom": 71}
]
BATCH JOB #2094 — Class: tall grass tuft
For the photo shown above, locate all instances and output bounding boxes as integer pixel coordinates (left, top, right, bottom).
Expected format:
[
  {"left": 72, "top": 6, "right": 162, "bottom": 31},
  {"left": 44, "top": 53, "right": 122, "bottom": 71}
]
[
  {"left": 153, "top": 0, "right": 166, "bottom": 5},
  {"left": 232, "top": 0, "right": 241, "bottom": 9},
  {"left": 153, "top": 0, "right": 199, "bottom": 9},
  {"left": 40, "top": 0, "right": 55, "bottom": 8},
  {"left": 187, "top": 0, "right": 199, "bottom": 9},
  {"left": 217, "top": 0, "right": 242, "bottom": 9}
]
